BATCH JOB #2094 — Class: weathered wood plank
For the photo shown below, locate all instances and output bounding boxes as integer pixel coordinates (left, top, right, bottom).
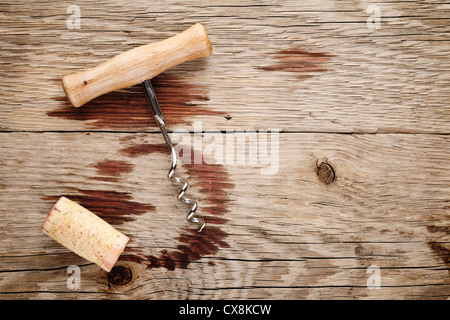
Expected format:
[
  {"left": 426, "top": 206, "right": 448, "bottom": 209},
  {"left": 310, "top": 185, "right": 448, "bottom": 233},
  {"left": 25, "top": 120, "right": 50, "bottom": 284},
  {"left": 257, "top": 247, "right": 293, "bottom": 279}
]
[
  {"left": 0, "top": 0, "right": 449, "bottom": 133},
  {"left": 0, "top": 132, "right": 448, "bottom": 299},
  {"left": 1, "top": 0, "right": 449, "bottom": 301}
]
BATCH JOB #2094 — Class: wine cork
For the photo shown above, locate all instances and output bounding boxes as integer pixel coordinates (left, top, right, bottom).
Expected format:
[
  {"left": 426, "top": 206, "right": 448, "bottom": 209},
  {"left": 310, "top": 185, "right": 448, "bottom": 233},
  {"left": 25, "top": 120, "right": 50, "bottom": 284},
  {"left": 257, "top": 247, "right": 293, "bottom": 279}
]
[{"left": 41, "top": 196, "right": 129, "bottom": 272}]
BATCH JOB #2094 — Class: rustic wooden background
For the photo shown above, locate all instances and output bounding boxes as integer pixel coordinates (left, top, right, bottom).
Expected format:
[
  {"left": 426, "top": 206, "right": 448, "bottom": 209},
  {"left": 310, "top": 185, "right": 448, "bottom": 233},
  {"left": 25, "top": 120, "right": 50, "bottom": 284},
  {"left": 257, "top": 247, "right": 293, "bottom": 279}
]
[{"left": 1, "top": 0, "right": 449, "bottom": 299}]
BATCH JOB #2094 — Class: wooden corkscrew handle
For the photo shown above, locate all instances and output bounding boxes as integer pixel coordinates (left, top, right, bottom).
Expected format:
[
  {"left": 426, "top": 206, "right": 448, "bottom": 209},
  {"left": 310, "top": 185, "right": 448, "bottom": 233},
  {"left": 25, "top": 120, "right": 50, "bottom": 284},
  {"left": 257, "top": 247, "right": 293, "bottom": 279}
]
[{"left": 62, "top": 23, "right": 212, "bottom": 108}]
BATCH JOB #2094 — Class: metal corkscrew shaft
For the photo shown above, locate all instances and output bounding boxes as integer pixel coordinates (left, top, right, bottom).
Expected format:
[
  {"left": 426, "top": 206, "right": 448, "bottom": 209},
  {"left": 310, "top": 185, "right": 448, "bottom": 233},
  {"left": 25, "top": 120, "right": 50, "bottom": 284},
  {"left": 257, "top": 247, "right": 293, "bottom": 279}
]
[{"left": 142, "top": 80, "right": 205, "bottom": 232}]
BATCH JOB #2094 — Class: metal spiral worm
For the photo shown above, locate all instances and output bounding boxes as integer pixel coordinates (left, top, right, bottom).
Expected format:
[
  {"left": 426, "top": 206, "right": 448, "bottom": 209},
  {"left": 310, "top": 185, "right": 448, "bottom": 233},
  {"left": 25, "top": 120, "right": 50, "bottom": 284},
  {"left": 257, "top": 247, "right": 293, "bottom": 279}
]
[{"left": 142, "top": 80, "right": 205, "bottom": 232}]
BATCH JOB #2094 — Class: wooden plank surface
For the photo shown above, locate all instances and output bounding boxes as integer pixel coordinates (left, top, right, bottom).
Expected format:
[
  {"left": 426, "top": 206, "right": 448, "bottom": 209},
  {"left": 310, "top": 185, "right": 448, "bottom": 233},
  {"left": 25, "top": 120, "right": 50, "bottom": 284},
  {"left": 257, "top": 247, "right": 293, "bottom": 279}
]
[
  {"left": 1, "top": 0, "right": 449, "bottom": 133},
  {"left": 1, "top": 132, "right": 449, "bottom": 299},
  {"left": 0, "top": 0, "right": 449, "bottom": 300}
]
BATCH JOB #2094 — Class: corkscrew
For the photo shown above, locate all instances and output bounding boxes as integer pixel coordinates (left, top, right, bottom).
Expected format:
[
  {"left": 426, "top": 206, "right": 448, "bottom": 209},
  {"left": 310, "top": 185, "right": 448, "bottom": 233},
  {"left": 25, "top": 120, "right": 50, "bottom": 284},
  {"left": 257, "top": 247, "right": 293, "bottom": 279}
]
[
  {"left": 60, "top": 24, "right": 212, "bottom": 231},
  {"left": 142, "top": 80, "right": 205, "bottom": 232}
]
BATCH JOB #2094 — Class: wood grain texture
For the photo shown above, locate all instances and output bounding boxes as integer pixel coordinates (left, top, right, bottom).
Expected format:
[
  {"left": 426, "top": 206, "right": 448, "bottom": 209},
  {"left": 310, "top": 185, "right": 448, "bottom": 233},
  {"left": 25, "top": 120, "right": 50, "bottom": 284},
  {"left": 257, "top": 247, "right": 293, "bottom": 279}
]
[
  {"left": 0, "top": 0, "right": 449, "bottom": 300},
  {"left": 0, "top": 132, "right": 449, "bottom": 299},
  {"left": 0, "top": 0, "right": 449, "bottom": 133}
]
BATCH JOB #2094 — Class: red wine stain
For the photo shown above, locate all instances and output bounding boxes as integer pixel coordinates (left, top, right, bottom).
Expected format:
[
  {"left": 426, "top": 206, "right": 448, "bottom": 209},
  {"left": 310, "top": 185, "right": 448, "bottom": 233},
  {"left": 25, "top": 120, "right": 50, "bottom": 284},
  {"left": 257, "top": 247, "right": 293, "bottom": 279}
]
[
  {"left": 258, "top": 47, "right": 334, "bottom": 79},
  {"left": 91, "top": 160, "right": 134, "bottom": 182},
  {"left": 48, "top": 74, "right": 224, "bottom": 130},
  {"left": 42, "top": 189, "right": 155, "bottom": 226},
  {"left": 426, "top": 225, "right": 450, "bottom": 275},
  {"left": 119, "top": 143, "right": 169, "bottom": 158},
  {"left": 427, "top": 241, "right": 450, "bottom": 274},
  {"left": 184, "top": 162, "right": 233, "bottom": 218},
  {"left": 122, "top": 226, "right": 228, "bottom": 270},
  {"left": 117, "top": 140, "right": 233, "bottom": 270}
]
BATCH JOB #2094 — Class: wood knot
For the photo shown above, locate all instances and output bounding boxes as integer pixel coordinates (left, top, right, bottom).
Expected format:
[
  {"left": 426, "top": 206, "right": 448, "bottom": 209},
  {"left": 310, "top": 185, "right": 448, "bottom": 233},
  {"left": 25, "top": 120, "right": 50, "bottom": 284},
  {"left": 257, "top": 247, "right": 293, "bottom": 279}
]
[
  {"left": 316, "top": 162, "right": 335, "bottom": 184},
  {"left": 107, "top": 265, "right": 132, "bottom": 286}
]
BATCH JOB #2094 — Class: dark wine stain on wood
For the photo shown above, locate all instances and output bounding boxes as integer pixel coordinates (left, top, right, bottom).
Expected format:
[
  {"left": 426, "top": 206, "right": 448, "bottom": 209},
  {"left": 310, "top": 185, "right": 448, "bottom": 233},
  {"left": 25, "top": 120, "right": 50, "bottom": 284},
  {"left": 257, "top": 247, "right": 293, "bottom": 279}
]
[
  {"left": 259, "top": 47, "right": 334, "bottom": 78},
  {"left": 117, "top": 141, "right": 234, "bottom": 270},
  {"left": 426, "top": 225, "right": 450, "bottom": 234},
  {"left": 426, "top": 225, "right": 450, "bottom": 274},
  {"left": 185, "top": 162, "right": 234, "bottom": 217},
  {"left": 122, "top": 226, "right": 229, "bottom": 271},
  {"left": 91, "top": 160, "right": 134, "bottom": 182},
  {"left": 119, "top": 143, "right": 169, "bottom": 158},
  {"left": 427, "top": 241, "right": 450, "bottom": 274},
  {"left": 42, "top": 189, "right": 155, "bottom": 226},
  {"left": 48, "top": 74, "right": 224, "bottom": 130}
]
